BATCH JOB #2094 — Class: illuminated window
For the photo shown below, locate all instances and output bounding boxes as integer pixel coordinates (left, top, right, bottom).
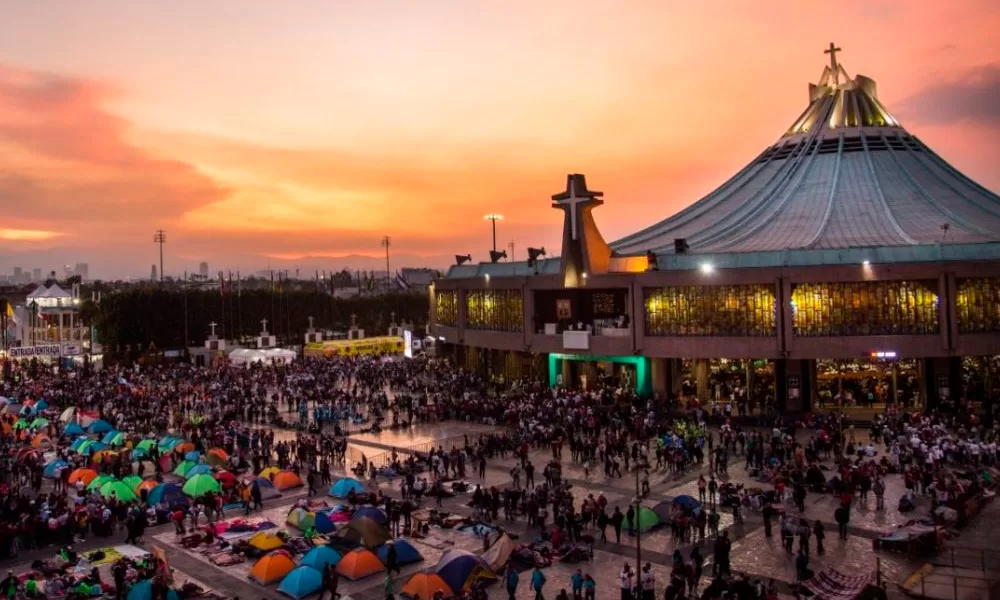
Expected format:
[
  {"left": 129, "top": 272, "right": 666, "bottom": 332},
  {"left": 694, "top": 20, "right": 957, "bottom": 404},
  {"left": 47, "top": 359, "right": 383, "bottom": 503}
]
[
  {"left": 791, "top": 280, "right": 938, "bottom": 337},
  {"left": 466, "top": 289, "right": 524, "bottom": 332},
  {"left": 956, "top": 278, "right": 1000, "bottom": 333},
  {"left": 644, "top": 285, "right": 777, "bottom": 336},
  {"left": 435, "top": 291, "right": 458, "bottom": 326}
]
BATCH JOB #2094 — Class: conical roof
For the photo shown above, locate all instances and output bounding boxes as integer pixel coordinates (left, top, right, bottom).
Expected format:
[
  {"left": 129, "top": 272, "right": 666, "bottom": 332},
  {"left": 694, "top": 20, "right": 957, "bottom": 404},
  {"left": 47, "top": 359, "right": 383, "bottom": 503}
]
[{"left": 612, "top": 45, "right": 1000, "bottom": 257}]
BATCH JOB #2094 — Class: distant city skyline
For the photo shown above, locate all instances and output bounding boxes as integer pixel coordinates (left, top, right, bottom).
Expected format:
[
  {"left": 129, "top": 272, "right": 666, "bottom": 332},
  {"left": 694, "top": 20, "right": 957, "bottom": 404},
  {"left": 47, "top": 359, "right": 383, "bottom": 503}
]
[{"left": 0, "top": 2, "right": 997, "bottom": 278}]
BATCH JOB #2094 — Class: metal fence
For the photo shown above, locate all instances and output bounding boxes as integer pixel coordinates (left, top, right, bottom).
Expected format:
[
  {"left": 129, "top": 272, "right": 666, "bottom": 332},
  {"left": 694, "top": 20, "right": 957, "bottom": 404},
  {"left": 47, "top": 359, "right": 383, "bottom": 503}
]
[{"left": 903, "top": 545, "right": 1000, "bottom": 600}]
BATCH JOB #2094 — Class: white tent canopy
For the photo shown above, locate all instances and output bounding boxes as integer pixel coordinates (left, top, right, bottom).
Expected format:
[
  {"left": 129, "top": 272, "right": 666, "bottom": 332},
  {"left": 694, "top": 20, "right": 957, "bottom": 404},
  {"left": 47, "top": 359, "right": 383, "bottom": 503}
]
[{"left": 228, "top": 347, "right": 297, "bottom": 366}]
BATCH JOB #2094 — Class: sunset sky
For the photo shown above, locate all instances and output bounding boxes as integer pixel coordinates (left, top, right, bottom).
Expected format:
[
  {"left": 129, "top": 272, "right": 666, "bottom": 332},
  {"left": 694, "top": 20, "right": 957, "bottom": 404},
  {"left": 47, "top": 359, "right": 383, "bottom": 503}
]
[{"left": 1, "top": 1, "right": 998, "bottom": 278}]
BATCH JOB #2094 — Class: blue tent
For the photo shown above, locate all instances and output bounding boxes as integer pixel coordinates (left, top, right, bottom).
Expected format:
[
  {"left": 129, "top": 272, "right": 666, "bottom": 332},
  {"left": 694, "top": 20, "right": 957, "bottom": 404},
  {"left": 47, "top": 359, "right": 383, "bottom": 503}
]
[
  {"left": 101, "top": 430, "right": 120, "bottom": 444},
  {"left": 70, "top": 437, "right": 89, "bottom": 452},
  {"left": 147, "top": 483, "right": 187, "bottom": 506},
  {"left": 314, "top": 511, "right": 337, "bottom": 534},
  {"left": 131, "top": 447, "right": 149, "bottom": 460},
  {"left": 19, "top": 405, "right": 35, "bottom": 416},
  {"left": 43, "top": 459, "right": 69, "bottom": 479},
  {"left": 63, "top": 423, "right": 85, "bottom": 437},
  {"left": 34, "top": 400, "right": 48, "bottom": 411},
  {"left": 435, "top": 549, "right": 490, "bottom": 595},
  {"left": 377, "top": 539, "right": 423, "bottom": 566},
  {"left": 88, "top": 419, "right": 114, "bottom": 434},
  {"left": 185, "top": 464, "right": 211, "bottom": 479},
  {"left": 329, "top": 477, "right": 365, "bottom": 498},
  {"left": 353, "top": 506, "right": 387, "bottom": 524},
  {"left": 277, "top": 566, "right": 322, "bottom": 600},
  {"left": 158, "top": 436, "right": 181, "bottom": 451},
  {"left": 249, "top": 476, "right": 280, "bottom": 500},
  {"left": 184, "top": 451, "right": 201, "bottom": 461},
  {"left": 127, "top": 580, "right": 179, "bottom": 600},
  {"left": 672, "top": 495, "right": 702, "bottom": 511},
  {"left": 79, "top": 441, "right": 107, "bottom": 456},
  {"left": 299, "top": 545, "right": 342, "bottom": 571}
]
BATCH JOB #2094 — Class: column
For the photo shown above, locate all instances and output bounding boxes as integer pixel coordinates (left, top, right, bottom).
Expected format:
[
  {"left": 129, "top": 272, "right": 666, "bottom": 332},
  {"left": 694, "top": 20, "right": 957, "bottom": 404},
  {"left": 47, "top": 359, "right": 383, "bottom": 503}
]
[
  {"left": 775, "top": 359, "right": 814, "bottom": 412},
  {"left": 561, "top": 358, "right": 573, "bottom": 389},
  {"left": 694, "top": 359, "right": 710, "bottom": 402},
  {"left": 650, "top": 358, "right": 669, "bottom": 401}
]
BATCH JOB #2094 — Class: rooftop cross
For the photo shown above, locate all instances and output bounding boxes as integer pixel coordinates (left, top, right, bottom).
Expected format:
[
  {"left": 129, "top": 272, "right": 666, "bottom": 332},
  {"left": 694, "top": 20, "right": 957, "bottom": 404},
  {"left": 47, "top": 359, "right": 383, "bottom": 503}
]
[
  {"left": 350, "top": 313, "right": 358, "bottom": 328},
  {"left": 825, "top": 43, "right": 842, "bottom": 86},
  {"left": 260, "top": 318, "right": 268, "bottom": 334},
  {"left": 552, "top": 174, "right": 602, "bottom": 241},
  {"left": 307, "top": 316, "right": 314, "bottom": 330},
  {"left": 208, "top": 321, "right": 217, "bottom": 337}
]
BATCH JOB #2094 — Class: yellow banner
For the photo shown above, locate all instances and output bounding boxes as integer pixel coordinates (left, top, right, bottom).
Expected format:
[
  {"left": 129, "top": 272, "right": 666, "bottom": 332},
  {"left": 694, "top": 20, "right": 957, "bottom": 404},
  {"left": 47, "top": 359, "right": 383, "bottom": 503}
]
[{"left": 304, "top": 336, "right": 405, "bottom": 358}]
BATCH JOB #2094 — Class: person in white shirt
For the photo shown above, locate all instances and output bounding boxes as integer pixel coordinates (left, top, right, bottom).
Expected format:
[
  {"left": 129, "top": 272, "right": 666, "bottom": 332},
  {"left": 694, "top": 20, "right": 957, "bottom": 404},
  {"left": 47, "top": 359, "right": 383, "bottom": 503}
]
[{"left": 619, "top": 564, "right": 633, "bottom": 600}]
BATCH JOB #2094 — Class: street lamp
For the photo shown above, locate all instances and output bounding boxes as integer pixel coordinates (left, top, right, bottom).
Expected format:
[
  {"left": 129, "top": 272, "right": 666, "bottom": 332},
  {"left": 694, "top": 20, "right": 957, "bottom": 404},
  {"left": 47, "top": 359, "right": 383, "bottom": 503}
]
[{"left": 483, "top": 214, "right": 503, "bottom": 252}]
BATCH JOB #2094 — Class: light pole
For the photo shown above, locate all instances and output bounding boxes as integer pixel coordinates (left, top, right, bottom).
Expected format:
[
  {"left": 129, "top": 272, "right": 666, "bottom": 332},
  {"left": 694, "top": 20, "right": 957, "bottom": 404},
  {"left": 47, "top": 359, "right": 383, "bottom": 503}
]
[
  {"left": 153, "top": 229, "right": 166, "bottom": 282},
  {"left": 483, "top": 214, "right": 503, "bottom": 252}
]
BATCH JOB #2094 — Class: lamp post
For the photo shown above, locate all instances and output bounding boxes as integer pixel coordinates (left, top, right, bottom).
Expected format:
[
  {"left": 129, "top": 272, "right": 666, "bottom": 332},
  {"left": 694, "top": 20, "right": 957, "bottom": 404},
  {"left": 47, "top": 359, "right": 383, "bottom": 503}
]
[{"left": 483, "top": 214, "right": 503, "bottom": 252}]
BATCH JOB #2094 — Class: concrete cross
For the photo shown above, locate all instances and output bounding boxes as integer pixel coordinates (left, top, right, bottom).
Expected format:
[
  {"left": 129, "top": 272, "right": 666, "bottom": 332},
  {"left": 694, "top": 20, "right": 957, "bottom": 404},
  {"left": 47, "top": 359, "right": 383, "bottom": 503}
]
[
  {"left": 260, "top": 318, "right": 268, "bottom": 334},
  {"left": 825, "top": 43, "right": 842, "bottom": 85},
  {"left": 390, "top": 311, "right": 396, "bottom": 323},
  {"left": 350, "top": 313, "right": 358, "bottom": 327},
  {"left": 554, "top": 177, "right": 588, "bottom": 240},
  {"left": 208, "top": 322, "right": 217, "bottom": 337},
  {"left": 307, "top": 316, "right": 315, "bottom": 330}
]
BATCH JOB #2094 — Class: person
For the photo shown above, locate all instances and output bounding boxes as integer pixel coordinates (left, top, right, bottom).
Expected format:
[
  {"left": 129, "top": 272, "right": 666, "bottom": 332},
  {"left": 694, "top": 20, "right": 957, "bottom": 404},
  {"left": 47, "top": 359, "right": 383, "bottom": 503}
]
[
  {"left": 504, "top": 565, "right": 519, "bottom": 600},
  {"left": 307, "top": 471, "right": 317, "bottom": 497},
  {"left": 626, "top": 506, "right": 635, "bottom": 536},
  {"left": 384, "top": 572, "right": 395, "bottom": 600},
  {"left": 813, "top": 520, "right": 825, "bottom": 555},
  {"left": 641, "top": 563, "right": 655, "bottom": 600},
  {"left": 708, "top": 476, "right": 718, "bottom": 506},
  {"left": 112, "top": 559, "right": 127, "bottom": 600},
  {"left": 2, "top": 571, "right": 19, "bottom": 600},
  {"left": 385, "top": 541, "right": 400, "bottom": 575},
  {"left": 318, "top": 563, "right": 339, "bottom": 600},
  {"left": 571, "top": 569, "right": 584, "bottom": 600},
  {"left": 873, "top": 477, "right": 886, "bottom": 511},
  {"left": 619, "top": 563, "right": 634, "bottom": 600},
  {"left": 611, "top": 507, "right": 624, "bottom": 543},
  {"left": 713, "top": 531, "right": 731, "bottom": 578},
  {"left": 795, "top": 548, "right": 813, "bottom": 582},
  {"left": 697, "top": 475, "right": 707, "bottom": 503},
  {"left": 690, "top": 547, "right": 704, "bottom": 593},
  {"left": 531, "top": 566, "right": 547, "bottom": 600},
  {"left": 762, "top": 503, "right": 774, "bottom": 537},
  {"left": 834, "top": 505, "right": 850, "bottom": 541},
  {"left": 556, "top": 590, "right": 570, "bottom": 600},
  {"left": 583, "top": 574, "right": 596, "bottom": 600}
]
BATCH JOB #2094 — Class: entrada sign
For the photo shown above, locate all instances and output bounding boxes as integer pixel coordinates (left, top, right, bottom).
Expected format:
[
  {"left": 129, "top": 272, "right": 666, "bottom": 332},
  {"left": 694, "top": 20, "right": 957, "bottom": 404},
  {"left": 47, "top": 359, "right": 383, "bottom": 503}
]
[{"left": 9, "top": 344, "right": 61, "bottom": 358}]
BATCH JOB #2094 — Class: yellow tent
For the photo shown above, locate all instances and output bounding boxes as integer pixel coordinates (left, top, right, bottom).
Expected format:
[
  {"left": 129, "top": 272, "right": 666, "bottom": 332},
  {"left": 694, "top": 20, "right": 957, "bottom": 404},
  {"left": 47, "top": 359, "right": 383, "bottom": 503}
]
[{"left": 303, "top": 336, "right": 405, "bottom": 358}]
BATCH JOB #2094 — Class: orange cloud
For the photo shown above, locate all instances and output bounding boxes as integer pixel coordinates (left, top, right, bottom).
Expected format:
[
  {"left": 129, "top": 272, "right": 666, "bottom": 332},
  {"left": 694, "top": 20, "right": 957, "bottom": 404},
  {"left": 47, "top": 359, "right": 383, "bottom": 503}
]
[{"left": 0, "top": 229, "right": 64, "bottom": 241}]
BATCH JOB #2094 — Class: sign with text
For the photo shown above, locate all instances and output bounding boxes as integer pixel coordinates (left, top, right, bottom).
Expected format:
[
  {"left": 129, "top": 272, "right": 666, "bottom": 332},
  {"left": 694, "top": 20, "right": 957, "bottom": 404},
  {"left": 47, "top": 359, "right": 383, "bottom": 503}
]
[{"left": 9, "top": 344, "right": 61, "bottom": 358}]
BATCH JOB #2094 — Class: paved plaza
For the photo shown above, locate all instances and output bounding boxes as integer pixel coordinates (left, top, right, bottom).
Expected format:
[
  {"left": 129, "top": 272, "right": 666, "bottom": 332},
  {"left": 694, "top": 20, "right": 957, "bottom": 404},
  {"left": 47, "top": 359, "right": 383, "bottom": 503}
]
[{"left": 12, "top": 422, "right": 998, "bottom": 600}]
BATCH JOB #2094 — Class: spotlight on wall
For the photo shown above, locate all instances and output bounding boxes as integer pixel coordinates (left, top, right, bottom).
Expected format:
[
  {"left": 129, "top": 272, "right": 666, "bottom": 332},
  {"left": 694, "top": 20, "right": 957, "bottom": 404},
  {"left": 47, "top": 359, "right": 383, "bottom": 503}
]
[
  {"left": 489, "top": 250, "right": 507, "bottom": 263},
  {"left": 455, "top": 254, "right": 472, "bottom": 265},
  {"left": 699, "top": 262, "right": 714, "bottom": 274},
  {"left": 527, "top": 247, "right": 546, "bottom": 267},
  {"left": 862, "top": 260, "right": 871, "bottom": 266}
]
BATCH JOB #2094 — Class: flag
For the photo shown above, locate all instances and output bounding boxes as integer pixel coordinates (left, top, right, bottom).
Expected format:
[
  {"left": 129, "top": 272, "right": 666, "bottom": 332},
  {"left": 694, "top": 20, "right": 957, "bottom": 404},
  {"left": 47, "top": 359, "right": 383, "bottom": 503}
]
[
  {"left": 219, "top": 271, "right": 224, "bottom": 296},
  {"left": 237, "top": 271, "right": 241, "bottom": 296},
  {"left": 396, "top": 270, "right": 411, "bottom": 290}
]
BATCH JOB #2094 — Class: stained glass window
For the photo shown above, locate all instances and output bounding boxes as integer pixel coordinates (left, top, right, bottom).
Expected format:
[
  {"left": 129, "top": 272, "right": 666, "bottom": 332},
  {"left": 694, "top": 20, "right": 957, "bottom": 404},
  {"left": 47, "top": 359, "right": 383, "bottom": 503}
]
[
  {"left": 791, "top": 280, "right": 938, "bottom": 336},
  {"left": 466, "top": 289, "right": 524, "bottom": 332},
  {"left": 956, "top": 278, "right": 1000, "bottom": 333},
  {"left": 435, "top": 290, "right": 458, "bottom": 327},
  {"left": 644, "top": 285, "right": 777, "bottom": 336}
]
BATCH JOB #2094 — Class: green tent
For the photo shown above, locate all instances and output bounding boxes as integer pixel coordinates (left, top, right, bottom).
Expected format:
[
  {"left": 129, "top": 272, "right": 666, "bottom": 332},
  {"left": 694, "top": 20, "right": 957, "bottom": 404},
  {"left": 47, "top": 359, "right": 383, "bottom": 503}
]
[
  {"left": 136, "top": 439, "right": 156, "bottom": 452},
  {"left": 635, "top": 506, "right": 661, "bottom": 533},
  {"left": 105, "top": 432, "right": 126, "bottom": 446},
  {"left": 86, "top": 474, "right": 115, "bottom": 491},
  {"left": 121, "top": 475, "right": 143, "bottom": 491},
  {"left": 13, "top": 419, "right": 28, "bottom": 430},
  {"left": 100, "top": 480, "right": 138, "bottom": 502},
  {"left": 30, "top": 417, "right": 50, "bottom": 428},
  {"left": 183, "top": 473, "right": 220, "bottom": 498},
  {"left": 173, "top": 460, "right": 197, "bottom": 477}
]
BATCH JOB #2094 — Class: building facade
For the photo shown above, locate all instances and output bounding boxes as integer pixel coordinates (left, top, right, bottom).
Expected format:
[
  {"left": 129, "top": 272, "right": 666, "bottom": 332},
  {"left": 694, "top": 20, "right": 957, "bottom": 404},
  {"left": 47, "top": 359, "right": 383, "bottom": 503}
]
[{"left": 429, "top": 49, "right": 1000, "bottom": 411}]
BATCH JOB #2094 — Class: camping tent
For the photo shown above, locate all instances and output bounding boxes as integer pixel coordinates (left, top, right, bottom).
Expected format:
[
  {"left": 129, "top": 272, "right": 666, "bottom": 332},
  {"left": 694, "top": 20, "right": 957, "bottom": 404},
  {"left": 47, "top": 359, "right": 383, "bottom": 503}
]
[
  {"left": 273, "top": 471, "right": 303, "bottom": 491},
  {"left": 329, "top": 477, "right": 365, "bottom": 498},
  {"left": 147, "top": 483, "right": 187, "bottom": 506},
  {"left": 635, "top": 506, "right": 661, "bottom": 532},
  {"left": 248, "top": 476, "right": 280, "bottom": 500},
  {"left": 435, "top": 549, "right": 495, "bottom": 594},
  {"left": 376, "top": 539, "right": 423, "bottom": 567},
  {"left": 481, "top": 534, "right": 517, "bottom": 571},
  {"left": 249, "top": 532, "right": 285, "bottom": 551},
  {"left": 338, "top": 516, "right": 390, "bottom": 548},
  {"left": 402, "top": 573, "right": 453, "bottom": 599},
  {"left": 277, "top": 566, "right": 322, "bottom": 600},
  {"left": 299, "top": 546, "right": 342, "bottom": 571},
  {"left": 337, "top": 548, "right": 385, "bottom": 580},
  {"left": 127, "top": 580, "right": 180, "bottom": 600},
  {"left": 249, "top": 551, "right": 296, "bottom": 584},
  {"left": 353, "top": 506, "right": 388, "bottom": 524},
  {"left": 229, "top": 348, "right": 298, "bottom": 366}
]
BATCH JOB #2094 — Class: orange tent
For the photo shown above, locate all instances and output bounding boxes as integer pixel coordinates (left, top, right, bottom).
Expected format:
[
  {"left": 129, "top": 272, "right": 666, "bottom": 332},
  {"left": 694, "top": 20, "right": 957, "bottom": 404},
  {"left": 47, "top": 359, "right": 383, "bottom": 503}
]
[
  {"left": 207, "top": 448, "right": 229, "bottom": 461},
  {"left": 205, "top": 448, "right": 229, "bottom": 467},
  {"left": 135, "top": 479, "right": 159, "bottom": 494},
  {"left": 248, "top": 550, "right": 295, "bottom": 584},
  {"left": 337, "top": 548, "right": 385, "bottom": 581},
  {"left": 68, "top": 468, "right": 99, "bottom": 485},
  {"left": 273, "top": 470, "right": 303, "bottom": 491},
  {"left": 174, "top": 442, "right": 195, "bottom": 454},
  {"left": 402, "top": 573, "right": 454, "bottom": 599},
  {"left": 32, "top": 434, "right": 52, "bottom": 447}
]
